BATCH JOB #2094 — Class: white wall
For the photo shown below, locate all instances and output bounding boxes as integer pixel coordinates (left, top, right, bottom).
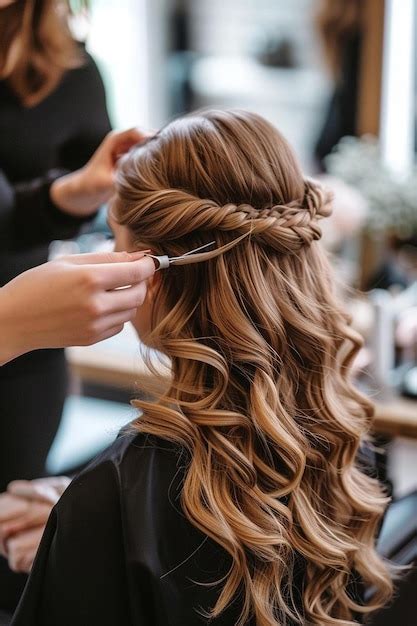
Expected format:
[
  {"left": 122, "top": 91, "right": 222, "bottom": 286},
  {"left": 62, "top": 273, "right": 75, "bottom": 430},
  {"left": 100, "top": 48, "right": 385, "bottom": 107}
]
[{"left": 87, "top": 0, "right": 169, "bottom": 129}]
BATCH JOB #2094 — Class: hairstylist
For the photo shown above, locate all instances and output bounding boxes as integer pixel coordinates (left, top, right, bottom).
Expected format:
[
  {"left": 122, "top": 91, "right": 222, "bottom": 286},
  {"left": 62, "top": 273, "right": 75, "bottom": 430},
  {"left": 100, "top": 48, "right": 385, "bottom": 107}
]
[
  {"left": 0, "top": 0, "right": 116, "bottom": 494},
  {"left": 0, "top": 121, "right": 155, "bottom": 614},
  {"left": 0, "top": 124, "right": 155, "bottom": 366},
  {"left": 0, "top": 125, "right": 155, "bottom": 365}
]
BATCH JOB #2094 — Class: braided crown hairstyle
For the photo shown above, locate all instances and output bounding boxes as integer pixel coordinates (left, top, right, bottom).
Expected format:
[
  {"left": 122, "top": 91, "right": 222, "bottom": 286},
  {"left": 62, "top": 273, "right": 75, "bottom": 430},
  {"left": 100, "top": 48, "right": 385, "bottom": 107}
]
[{"left": 115, "top": 110, "right": 392, "bottom": 625}]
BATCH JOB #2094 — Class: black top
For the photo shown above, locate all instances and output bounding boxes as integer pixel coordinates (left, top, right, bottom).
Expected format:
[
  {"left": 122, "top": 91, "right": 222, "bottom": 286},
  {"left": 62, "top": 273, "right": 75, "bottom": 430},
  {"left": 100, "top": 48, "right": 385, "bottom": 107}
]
[
  {"left": 0, "top": 49, "right": 111, "bottom": 285},
  {"left": 11, "top": 431, "right": 248, "bottom": 626}
]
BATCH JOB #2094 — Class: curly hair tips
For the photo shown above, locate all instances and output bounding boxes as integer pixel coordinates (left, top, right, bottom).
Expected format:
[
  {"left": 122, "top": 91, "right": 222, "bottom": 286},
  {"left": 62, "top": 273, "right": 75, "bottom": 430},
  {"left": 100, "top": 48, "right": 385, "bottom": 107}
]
[{"left": 115, "top": 110, "right": 393, "bottom": 625}]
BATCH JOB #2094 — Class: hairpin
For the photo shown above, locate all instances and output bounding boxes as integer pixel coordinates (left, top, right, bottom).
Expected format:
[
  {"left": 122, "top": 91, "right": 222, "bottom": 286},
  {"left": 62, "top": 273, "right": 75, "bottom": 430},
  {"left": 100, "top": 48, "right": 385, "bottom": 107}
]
[{"left": 145, "top": 241, "right": 216, "bottom": 270}]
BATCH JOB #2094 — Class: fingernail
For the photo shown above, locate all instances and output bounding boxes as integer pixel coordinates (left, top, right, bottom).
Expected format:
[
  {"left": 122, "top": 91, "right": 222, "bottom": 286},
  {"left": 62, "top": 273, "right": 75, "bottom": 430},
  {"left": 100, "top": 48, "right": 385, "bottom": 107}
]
[{"left": 128, "top": 250, "right": 151, "bottom": 259}]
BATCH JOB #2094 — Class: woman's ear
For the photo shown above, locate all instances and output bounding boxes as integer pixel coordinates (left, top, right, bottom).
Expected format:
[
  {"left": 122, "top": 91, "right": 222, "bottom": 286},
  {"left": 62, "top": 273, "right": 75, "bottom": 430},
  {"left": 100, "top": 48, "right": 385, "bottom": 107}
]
[{"left": 144, "top": 269, "right": 162, "bottom": 303}]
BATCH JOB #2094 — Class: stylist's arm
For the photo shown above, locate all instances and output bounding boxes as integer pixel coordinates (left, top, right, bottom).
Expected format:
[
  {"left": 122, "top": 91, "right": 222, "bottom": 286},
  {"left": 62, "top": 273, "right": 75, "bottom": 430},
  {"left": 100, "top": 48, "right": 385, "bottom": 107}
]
[
  {"left": 0, "top": 252, "right": 155, "bottom": 365},
  {"left": 49, "top": 128, "right": 151, "bottom": 217},
  {"left": 0, "top": 126, "right": 155, "bottom": 365}
]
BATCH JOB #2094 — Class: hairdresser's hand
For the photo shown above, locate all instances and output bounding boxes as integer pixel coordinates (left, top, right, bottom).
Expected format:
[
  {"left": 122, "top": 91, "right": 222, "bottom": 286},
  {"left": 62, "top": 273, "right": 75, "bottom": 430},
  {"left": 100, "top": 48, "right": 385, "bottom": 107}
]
[
  {"left": 0, "top": 251, "right": 155, "bottom": 365},
  {"left": 6, "top": 526, "right": 45, "bottom": 573},
  {"left": 0, "top": 477, "right": 70, "bottom": 570},
  {"left": 50, "top": 128, "right": 153, "bottom": 217},
  {"left": 0, "top": 497, "right": 52, "bottom": 566},
  {"left": 0, "top": 493, "right": 28, "bottom": 557}
]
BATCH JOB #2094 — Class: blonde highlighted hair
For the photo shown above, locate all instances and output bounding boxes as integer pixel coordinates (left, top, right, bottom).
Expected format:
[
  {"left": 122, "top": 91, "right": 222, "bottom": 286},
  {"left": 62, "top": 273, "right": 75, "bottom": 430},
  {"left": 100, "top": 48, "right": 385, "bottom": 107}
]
[{"left": 115, "top": 110, "right": 392, "bottom": 625}]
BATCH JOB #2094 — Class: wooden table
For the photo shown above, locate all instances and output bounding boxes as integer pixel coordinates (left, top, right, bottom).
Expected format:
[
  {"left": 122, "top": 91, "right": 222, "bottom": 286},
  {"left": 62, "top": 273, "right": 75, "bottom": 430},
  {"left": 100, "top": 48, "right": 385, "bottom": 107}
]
[
  {"left": 67, "top": 328, "right": 417, "bottom": 440},
  {"left": 372, "top": 397, "right": 417, "bottom": 439}
]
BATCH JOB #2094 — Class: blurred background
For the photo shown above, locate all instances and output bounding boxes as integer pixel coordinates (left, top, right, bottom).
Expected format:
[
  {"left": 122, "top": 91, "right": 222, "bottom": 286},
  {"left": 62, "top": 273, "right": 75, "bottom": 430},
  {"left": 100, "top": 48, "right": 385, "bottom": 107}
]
[{"left": 0, "top": 0, "right": 415, "bottom": 622}]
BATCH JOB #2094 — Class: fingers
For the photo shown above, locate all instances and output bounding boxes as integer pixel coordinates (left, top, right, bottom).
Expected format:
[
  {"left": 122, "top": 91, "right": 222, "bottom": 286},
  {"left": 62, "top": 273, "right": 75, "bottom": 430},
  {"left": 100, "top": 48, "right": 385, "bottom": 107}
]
[
  {"left": 0, "top": 479, "right": 67, "bottom": 558},
  {"left": 0, "top": 502, "right": 52, "bottom": 538},
  {"left": 20, "top": 550, "right": 37, "bottom": 574},
  {"left": 92, "top": 324, "right": 125, "bottom": 344},
  {"left": 0, "top": 493, "right": 28, "bottom": 522},
  {"left": 104, "top": 280, "right": 150, "bottom": 312},
  {"left": 97, "top": 257, "right": 155, "bottom": 290},
  {"left": 36, "top": 476, "right": 71, "bottom": 497},
  {"left": 106, "top": 127, "right": 155, "bottom": 163},
  {"left": 82, "top": 308, "right": 137, "bottom": 344},
  {"left": 80, "top": 282, "right": 148, "bottom": 345},
  {"left": 8, "top": 477, "right": 69, "bottom": 504},
  {"left": 7, "top": 480, "right": 45, "bottom": 501},
  {"left": 7, "top": 526, "right": 44, "bottom": 573},
  {"left": 109, "top": 127, "right": 155, "bottom": 148},
  {"left": 64, "top": 250, "right": 149, "bottom": 266},
  {"left": 95, "top": 309, "right": 137, "bottom": 335},
  {"left": 0, "top": 494, "right": 29, "bottom": 554}
]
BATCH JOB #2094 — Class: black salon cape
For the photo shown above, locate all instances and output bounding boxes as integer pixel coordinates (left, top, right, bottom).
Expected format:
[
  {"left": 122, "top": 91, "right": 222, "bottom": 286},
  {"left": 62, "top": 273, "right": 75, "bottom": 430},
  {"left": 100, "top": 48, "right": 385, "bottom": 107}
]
[{"left": 11, "top": 431, "right": 247, "bottom": 626}]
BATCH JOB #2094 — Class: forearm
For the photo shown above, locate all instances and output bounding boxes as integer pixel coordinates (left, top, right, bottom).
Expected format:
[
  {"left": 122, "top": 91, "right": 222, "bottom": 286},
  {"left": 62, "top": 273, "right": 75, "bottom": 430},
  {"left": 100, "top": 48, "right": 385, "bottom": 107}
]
[
  {"left": 0, "top": 288, "right": 27, "bottom": 365},
  {"left": 11, "top": 169, "right": 96, "bottom": 249},
  {"left": 0, "top": 341, "right": 22, "bottom": 367},
  {"left": 50, "top": 168, "right": 106, "bottom": 217},
  {"left": 0, "top": 252, "right": 153, "bottom": 361}
]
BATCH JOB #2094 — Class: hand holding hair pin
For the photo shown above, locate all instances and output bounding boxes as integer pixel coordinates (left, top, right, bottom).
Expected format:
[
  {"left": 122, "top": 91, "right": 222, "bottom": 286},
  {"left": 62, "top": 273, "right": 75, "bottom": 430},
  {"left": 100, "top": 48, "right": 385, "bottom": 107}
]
[
  {"left": 144, "top": 241, "right": 216, "bottom": 270},
  {"left": 144, "top": 232, "right": 250, "bottom": 271}
]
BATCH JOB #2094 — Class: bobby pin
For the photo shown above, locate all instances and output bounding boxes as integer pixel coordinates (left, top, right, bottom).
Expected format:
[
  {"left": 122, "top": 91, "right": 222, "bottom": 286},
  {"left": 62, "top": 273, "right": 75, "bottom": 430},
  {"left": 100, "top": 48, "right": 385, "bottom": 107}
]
[{"left": 145, "top": 241, "right": 216, "bottom": 270}]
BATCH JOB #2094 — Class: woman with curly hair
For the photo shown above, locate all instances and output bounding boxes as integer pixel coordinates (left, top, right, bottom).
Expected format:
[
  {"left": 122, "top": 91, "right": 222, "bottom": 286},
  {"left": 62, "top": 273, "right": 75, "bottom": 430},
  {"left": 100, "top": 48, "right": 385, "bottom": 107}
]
[{"left": 11, "top": 110, "right": 392, "bottom": 626}]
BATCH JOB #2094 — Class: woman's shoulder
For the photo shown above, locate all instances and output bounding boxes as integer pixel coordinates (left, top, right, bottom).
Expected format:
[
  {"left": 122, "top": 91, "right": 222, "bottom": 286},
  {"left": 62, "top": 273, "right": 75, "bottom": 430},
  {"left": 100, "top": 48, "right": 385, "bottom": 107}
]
[
  {"left": 118, "top": 430, "right": 190, "bottom": 509},
  {"left": 83, "top": 427, "right": 186, "bottom": 472},
  {"left": 58, "top": 428, "right": 188, "bottom": 512},
  {"left": 120, "top": 429, "right": 188, "bottom": 470},
  {"left": 58, "top": 45, "right": 106, "bottom": 96},
  {"left": 53, "top": 427, "right": 194, "bottom": 577}
]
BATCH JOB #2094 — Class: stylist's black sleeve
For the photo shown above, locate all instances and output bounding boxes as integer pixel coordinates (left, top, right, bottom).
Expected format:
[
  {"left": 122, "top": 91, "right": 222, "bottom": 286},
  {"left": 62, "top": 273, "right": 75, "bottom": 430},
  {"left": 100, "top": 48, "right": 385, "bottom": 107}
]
[{"left": 0, "top": 167, "right": 97, "bottom": 249}]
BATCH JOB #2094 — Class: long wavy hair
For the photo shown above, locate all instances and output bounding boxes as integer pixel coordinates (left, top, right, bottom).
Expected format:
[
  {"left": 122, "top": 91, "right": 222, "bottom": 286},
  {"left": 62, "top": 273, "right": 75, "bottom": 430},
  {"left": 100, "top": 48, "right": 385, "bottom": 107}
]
[
  {"left": 0, "top": 0, "right": 87, "bottom": 106},
  {"left": 114, "top": 110, "right": 393, "bottom": 625}
]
